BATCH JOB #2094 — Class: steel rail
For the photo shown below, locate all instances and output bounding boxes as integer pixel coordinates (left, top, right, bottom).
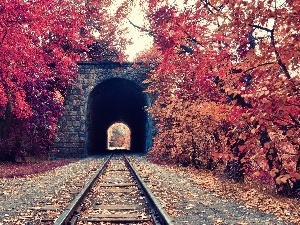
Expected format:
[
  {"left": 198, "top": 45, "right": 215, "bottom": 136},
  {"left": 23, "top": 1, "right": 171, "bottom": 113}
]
[
  {"left": 53, "top": 154, "right": 112, "bottom": 225},
  {"left": 124, "top": 155, "right": 175, "bottom": 225}
]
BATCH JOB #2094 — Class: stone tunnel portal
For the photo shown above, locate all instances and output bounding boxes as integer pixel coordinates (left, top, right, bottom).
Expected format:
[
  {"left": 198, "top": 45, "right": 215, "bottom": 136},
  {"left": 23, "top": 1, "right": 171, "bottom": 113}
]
[{"left": 86, "top": 78, "right": 147, "bottom": 154}]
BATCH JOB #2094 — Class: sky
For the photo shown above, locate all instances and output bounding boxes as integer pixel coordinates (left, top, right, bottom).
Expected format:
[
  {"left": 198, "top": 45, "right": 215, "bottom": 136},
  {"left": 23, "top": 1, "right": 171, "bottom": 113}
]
[
  {"left": 116, "top": 0, "right": 191, "bottom": 61},
  {"left": 112, "top": 1, "right": 153, "bottom": 61}
]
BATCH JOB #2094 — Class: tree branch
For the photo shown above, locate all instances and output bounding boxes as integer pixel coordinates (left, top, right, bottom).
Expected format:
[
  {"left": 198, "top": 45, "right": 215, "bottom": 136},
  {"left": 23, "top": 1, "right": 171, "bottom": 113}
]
[
  {"left": 175, "top": 22, "right": 205, "bottom": 49},
  {"left": 127, "top": 18, "right": 154, "bottom": 36},
  {"left": 270, "top": 29, "right": 291, "bottom": 79},
  {"left": 203, "top": 0, "right": 221, "bottom": 13},
  {"left": 249, "top": 24, "right": 273, "bottom": 33},
  {"left": 249, "top": 23, "right": 291, "bottom": 79},
  {"left": 288, "top": 113, "right": 300, "bottom": 126},
  {"left": 243, "top": 62, "right": 276, "bottom": 74}
]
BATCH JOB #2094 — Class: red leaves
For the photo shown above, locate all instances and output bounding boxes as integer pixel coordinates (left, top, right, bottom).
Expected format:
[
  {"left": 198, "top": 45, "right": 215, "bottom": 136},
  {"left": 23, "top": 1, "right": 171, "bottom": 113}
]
[
  {"left": 144, "top": 0, "right": 300, "bottom": 196},
  {"left": 0, "top": 83, "right": 7, "bottom": 109},
  {"left": 0, "top": 0, "right": 127, "bottom": 161},
  {"left": 12, "top": 90, "right": 32, "bottom": 119},
  {"left": 0, "top": 159, "right": 75, "bottom": 178}
]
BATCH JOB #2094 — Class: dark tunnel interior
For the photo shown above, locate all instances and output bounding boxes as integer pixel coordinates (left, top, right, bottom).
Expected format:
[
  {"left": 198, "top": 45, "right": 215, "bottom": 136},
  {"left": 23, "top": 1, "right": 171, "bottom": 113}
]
[{"left": 86, "top": 78, "right": 147, "bottom": 154}]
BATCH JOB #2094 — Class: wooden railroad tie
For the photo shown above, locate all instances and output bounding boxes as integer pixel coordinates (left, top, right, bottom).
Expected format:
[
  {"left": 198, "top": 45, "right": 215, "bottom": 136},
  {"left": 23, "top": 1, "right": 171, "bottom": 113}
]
[
  {"left": 79, "top": 213, "right": 150, "bottom": 222},
  {"left": 93, "top": 204, "right": 143, "bottom": 210}
]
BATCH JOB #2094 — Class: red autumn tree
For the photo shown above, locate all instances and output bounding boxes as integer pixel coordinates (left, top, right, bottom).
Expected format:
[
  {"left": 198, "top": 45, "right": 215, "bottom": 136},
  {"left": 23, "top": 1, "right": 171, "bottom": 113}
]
[
  {"left": 0, "top": 0, "right": 127, "bottom": 161},
  {"left": 141, "top": 0, "right": 300, "bottom": 196}
]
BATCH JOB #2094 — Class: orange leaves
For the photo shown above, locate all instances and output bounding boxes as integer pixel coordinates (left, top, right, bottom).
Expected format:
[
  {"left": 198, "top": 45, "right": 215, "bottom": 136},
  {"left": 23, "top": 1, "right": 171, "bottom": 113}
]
[
  {"left": 239, "top": 133, "right": 247, "bottom": 141},
  {"left": 255, "top": 87, "right": 270, "bottom": 97},
  {"left": 89, "top": 0, "right": 112, "bottom": 7},
  {"left": 225, "top": 88, "right": 240, "bottom": 97},
  {"left": 115, "top": 1, "right": 133, "bottom": 21},
  {"left": 270, "top": 168, "right": 279, "bottom": 178},
  {"left": 290, "top": 172, "right": 300, "bottom": 180},
  {"left": 143, "top": 0, "right": 300, "bottom": 196},
  {"left": 195, "top": 101, "right": 229, "bottom": 122},
  {"left": 275, "top": 174, "right": 291, "bottom": 185}
]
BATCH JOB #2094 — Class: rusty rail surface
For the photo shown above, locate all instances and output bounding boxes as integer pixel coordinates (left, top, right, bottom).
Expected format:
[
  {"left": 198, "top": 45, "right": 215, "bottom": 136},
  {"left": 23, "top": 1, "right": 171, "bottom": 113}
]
[
  {"left": 53, "top": 154, "right": 112, "bottom": 225},
  {"left": 52, "top": 153, "right": 174, "bottom": 225}
]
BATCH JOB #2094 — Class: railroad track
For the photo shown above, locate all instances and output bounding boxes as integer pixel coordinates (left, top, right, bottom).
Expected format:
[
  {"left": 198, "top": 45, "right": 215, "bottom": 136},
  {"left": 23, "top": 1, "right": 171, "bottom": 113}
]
[{"left": 41, "top": 153, "right": 173, "bottom": 225}]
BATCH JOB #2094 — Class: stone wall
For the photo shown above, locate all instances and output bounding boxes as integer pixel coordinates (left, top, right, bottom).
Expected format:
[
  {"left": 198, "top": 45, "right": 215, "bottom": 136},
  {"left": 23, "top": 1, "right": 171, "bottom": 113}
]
[{"left": 51, "top": 61, "right": 152, "bottom": 157}]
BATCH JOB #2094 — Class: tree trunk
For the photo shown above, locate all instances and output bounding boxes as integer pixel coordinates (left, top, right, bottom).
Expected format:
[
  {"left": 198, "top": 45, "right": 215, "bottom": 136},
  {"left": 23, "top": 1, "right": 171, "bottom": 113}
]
[
  {"left": 224, "top": 138, "right": 245, "bottom": 182},
  {"left": 0, "top": 98, "right": 17, "bottom": 162},
  {"left": 261, "top": 129, "right": 292, "bottom": 196}
]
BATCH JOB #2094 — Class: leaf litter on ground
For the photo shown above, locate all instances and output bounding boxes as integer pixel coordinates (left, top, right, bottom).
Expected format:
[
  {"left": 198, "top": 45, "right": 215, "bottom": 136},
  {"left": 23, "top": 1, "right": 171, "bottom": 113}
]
[{"left": 130, "top": 155, "right": 300, "bottom": 224}]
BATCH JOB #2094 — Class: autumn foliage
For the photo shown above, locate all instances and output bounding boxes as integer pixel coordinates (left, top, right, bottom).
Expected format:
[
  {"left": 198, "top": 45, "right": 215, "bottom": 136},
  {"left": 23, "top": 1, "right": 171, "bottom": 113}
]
[
  {"left": 141, "top": 0, "right": 300, "bottom": 197},
  {"left": 1, "top": 0, "right": 300, "bottom": 199},
  {"left": 0, "top": 0, "right": 126, "bottom": 161}
]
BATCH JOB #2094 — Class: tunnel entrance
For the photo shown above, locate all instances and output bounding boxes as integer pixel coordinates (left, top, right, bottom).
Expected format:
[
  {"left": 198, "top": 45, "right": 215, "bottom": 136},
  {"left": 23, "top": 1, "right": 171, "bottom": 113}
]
[
  {"left": 107, "top": 122, "right": 131, "bottom": 150},
  {"left": 86, "top": 78, "right": 147, "bottom": 154}
]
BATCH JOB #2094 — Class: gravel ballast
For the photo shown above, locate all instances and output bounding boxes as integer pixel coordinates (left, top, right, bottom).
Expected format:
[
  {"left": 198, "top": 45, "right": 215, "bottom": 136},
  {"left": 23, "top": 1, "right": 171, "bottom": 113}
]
[
  {"left": 130, "top": 155, "right": 297, "bottom": 225},
  {"left": 0, "top": 154, "right": 298, "bottom": 225},
  {"left": 0, "top": 157, "right": 108, "bottom": 224}
]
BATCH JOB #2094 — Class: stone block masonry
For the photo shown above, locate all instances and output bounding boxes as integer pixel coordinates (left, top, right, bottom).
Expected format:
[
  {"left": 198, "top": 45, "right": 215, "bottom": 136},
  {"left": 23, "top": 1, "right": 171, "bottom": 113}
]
[{"left": 52, "top": 61, "right": 153, "bottom": 157}]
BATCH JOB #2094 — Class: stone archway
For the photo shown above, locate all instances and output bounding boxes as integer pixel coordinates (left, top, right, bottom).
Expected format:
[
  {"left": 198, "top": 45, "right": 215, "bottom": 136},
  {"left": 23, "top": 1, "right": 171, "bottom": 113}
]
[
  {"left": 52, "top": 61, "right": 152, "bottom": 157},
  {"left": 86, "top": 78, "right": 147, "bottom": 154}
]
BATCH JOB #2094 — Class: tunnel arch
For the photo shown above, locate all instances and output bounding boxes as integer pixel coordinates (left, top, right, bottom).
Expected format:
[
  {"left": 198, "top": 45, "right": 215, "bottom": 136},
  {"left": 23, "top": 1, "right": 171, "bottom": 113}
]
[{"left": 86, "top": 78, "right": 148, "bottom": 154}]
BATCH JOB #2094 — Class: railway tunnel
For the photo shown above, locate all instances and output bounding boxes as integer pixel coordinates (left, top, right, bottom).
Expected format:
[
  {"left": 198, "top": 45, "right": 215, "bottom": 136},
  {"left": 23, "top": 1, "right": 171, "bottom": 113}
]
[{"left": 86, "top": 78, "right": 148, "bottom": 155}]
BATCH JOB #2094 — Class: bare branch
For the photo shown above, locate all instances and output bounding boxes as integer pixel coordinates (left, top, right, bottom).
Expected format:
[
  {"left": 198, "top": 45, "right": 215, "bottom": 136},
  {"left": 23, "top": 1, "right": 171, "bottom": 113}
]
[
  {"left": 127, "top": 19, "right": 154, "bottom": 36},
  {"left": 243, "top": 62, "right": 276, "bottom": 74},
  {"left": 289, "top": 113, "right": 300, "bottom": 126},
  {"left": 249, "top": 24, "right": 273, "bottom": 33},
  {"left": 249, "top": 23, "right": 291, "bottom": 79}
]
